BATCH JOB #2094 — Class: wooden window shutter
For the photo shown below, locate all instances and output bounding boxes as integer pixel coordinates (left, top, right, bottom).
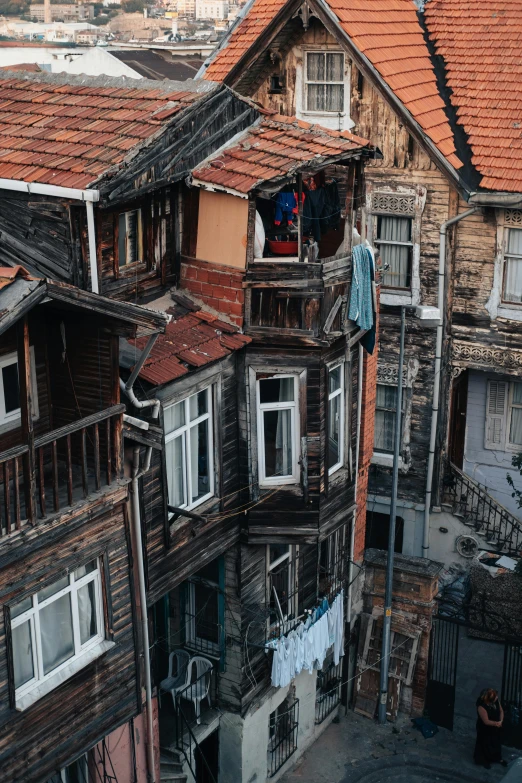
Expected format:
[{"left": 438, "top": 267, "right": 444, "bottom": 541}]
[{"left": 485, "top": 380, "right": 508, "bottom": 450}]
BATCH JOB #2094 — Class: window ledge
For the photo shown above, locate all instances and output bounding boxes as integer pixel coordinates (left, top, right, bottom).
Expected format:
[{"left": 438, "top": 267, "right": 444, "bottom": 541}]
[
  {"left": 380, "top": 291, "right": 413, "bottom": 306},
  {"left": 372, "top": 452, "right": 404, "bottom": 468},
  {"left": 15, "top": 639, "right": 115, "bottom": 712},
  {"left": 497, "top": 305, "right": 522, "bottom": 322}
]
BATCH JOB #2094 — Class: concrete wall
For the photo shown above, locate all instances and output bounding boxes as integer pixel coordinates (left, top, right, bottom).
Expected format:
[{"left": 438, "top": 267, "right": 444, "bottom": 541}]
[
  {"left": 463, "top": 370, "right": 522, "bottom": 515},
  {"left": 0, "top": 46, "right": 140, "bottom": 78},
  {"left": 219, "top": 667, "right": 338, "bottom": 783}
]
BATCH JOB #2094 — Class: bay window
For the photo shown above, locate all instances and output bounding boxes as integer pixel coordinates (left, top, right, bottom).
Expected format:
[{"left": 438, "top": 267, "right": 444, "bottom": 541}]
[
  {"left": 257, "top": 375, "right": 299, "bottom": 486},
  {"left": 165, "top": 387, "right": 213, "bottom": 511},
  {"left": 328, "top": 364, "right": 344, "bottom": 474},
  {"left": 11, "top": 560, "right": 104, "bottom": 703}
]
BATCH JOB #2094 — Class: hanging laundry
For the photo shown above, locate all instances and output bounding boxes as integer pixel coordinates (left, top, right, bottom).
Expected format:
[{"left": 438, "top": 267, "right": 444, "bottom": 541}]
[
  {"left": 349, "top": 244, "right": 374, "bottom": 333},
  {"left": 274, "top": 192, "right": 297, "bottom": 225}
]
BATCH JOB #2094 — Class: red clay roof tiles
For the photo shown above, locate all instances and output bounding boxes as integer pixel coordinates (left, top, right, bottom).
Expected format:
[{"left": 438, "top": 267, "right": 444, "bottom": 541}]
[
  {"left": 425, "top": 0, "right": 522, "bottom": 192},
  {"left": 203, "top": 0, "right": 461, "bottom": 171},
  {"left": 0, "top": 74, "right": 203, "bottom": 188},
  {"left": 193, "top": 114, "right": 370, "bottom": 193},
  {"left": 131, "top": 308, "right": 251, "bottom": 386}
]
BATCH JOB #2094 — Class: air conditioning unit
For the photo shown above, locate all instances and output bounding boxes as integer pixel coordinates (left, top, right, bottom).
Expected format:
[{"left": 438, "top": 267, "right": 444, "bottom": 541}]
[{"left": 455, "top": 534, "right": 479, "bottom": 558}]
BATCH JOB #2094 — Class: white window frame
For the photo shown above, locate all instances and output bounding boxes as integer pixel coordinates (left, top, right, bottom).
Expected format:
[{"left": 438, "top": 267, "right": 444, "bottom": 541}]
[
  {"left": 374, "top": 214, "right": 413, "bottom": 291},
  {"left": 327, "top": 362, "right": 344, "bottom": 476},
  {"left": 267, "top": 545, "right": 298, "bottom": 636},
  {"left": 0, "top": 348, "right": 39, "bottom": 428},
  {"left": 485, "top": 379, "right": 522, "bottom": 452},
  {"left": 257, "top": 374, "right": 300, "bottom": 487},
  {"left": 164, "top": 387, "right": 214, "bottom": 512},
  {"left": 304, "top": 50, "right": 345, "bottom": 115},
  {"left": 118, "top": 208, "right": 143, "bottom": 267},
  {"left": 502, "top": 223, "right": 522, "bottom": 305},
  {"left": 11, "top": 560, "right": 105, "bottom": 708}
]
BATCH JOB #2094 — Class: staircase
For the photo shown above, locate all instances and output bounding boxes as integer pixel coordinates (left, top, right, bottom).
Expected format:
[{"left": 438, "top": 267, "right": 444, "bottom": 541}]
[
  {"left": 442, "top": 461, "right": 522, "bottom": 554},
  {"left": 160, "top": 748, "right": 187, "bottom": 783}
]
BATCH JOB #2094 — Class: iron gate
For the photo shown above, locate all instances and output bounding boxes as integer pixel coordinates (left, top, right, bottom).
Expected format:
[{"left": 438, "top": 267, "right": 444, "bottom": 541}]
[
  {"left": 501, "top": 640, "right": 522, "bottom": 750},
  {"left": 426, "top": 617, "right": 459, "bottom": 731}
]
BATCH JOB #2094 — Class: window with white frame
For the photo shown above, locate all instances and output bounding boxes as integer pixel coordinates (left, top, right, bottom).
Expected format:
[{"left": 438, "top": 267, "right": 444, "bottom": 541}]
[
  {"left": 374, "top": 383, "right": 399, "bottom": 453},
  {"left": 375, "top": 215, "right": 413, "bottom": 289},
  {"left": 165, "top": 388, "right": 213, "bottom": 511},
  {"left": 485, "top": 379, "right": 522, "bottom": 450},
  {"left": 118, "top": 208, "right": 143, "bottom": 267},
  {"left": 47, "top": 755, "right": 88, "bottom": 783},
  {"left": 257, "top": 375, "right": 299, "bottom": 486},
  {"left": 0, "top": 348, "right": 38, "bottom": 427},
  {"left": 11, "top": 560, "right": 104, "bottom": 700},
  {"left": 503, "top": 223, "right": 522, "bottom": 304},
  {"left": 305, "top": 52, "right": 344, "bottom": 114},
  {"left": 267, "top": 545, "right": 298, "bottom": 637},
  {"left": 328, "top": 364, "right": 344, "bottom": 474}
]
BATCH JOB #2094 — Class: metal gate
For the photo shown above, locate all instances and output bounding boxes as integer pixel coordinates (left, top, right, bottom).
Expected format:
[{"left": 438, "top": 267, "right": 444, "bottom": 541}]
[
  {"left": 426, "top": 617, "right": 459, "bottom": 731},
  {"left": 501, "top": 640, "right": 522, "bottom": 750}
]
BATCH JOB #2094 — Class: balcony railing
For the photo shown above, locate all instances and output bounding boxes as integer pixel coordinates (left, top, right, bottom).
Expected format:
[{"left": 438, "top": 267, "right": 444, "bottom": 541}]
[
  {"left": 442, "top": 461, "right": 522, "bottom": 555},
  {"left": 0, "top": 404, "right": 124, "bottom": 536}
]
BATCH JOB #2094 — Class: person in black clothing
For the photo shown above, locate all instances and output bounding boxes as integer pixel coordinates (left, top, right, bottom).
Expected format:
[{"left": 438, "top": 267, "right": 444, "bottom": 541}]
[{"left": 474, "top": 688, "right": 508, "bottom": 769}]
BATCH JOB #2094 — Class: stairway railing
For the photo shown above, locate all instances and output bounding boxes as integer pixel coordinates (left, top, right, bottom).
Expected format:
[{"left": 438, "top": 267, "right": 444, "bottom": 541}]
[
  {"left": 175, "top": 671, "right": 217, "bottom": 783},
  {"left": 442, "top": 461, "right": 522, "bottom": 554}
]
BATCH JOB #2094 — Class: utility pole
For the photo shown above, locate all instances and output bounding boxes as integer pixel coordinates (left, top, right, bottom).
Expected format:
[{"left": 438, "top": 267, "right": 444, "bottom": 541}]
[{"left": 378, "top": 306, "right": 406, "bottom": 724}]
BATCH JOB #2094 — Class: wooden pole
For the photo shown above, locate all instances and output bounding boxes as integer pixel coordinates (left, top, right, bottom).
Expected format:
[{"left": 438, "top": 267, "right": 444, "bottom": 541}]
[{"left": 17, "top": 316, "right": 36, "bottom": 524}]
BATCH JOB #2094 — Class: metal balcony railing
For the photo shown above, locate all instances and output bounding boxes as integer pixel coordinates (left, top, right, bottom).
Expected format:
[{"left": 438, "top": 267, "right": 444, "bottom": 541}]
[{"left": 442, "top": 461, "right": 522, "bottom": 554}]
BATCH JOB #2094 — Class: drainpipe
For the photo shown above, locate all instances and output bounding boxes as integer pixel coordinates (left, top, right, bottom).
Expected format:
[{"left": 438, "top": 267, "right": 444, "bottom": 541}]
[
  {"left": 347, "top": 342, "right": 364, "bottom": 630},
  {"left": 131, "top": 446, "right": 156, "bottom": 783},
  {"left": 0, "top": 178, "right": 100, "bottom": 294},
  {"left": 120, "top": 333, "right": 161, "bottom": 419},
  {"left": 422, "top": 207, "right": 478, "bottom": 557}
]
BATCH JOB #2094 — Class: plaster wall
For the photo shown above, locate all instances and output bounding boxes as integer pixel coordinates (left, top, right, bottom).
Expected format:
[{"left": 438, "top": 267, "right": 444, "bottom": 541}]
[{"left": 366, "top": 494, "right": 425, "bottom": 558}]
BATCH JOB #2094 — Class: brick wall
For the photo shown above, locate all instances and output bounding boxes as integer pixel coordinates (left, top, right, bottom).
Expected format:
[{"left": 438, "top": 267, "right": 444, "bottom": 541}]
[
  {"left": 180, "top": 256, "right": 245, "bottom": 328},
  {"left": 354, "top": 296, "right": 379, "bottom": 562}
]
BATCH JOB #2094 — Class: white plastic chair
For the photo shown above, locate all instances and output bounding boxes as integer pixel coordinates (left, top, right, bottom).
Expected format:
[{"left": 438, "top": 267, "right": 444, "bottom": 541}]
[
  {"left": 160, "top": 649, "right": 190, "bottom": 711},
  {"left": 178, "top": 656, "right": 213, "bottom": 724}
]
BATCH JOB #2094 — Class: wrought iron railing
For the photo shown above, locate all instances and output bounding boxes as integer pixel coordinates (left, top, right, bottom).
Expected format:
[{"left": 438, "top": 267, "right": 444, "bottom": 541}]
[
  {"left": 442, "top": 461, "right": 522, "bottom": 554},
  {"left": 268, "top": 697, "right": 299, "bottom": 777},
  {"left": 0, "top": 405, "right": 124, "bottom": 536},
  {"left": 175, "top": 667, "right": 216, "bottom": 783},
  {"left": 315, "top": 660, "right": 342, "bottom": 724}
]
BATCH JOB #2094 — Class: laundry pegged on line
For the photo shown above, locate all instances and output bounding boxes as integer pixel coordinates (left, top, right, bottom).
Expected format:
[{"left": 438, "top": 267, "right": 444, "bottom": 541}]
[{"left": 269, "top": 590, "right": 344, "bottom": 688}]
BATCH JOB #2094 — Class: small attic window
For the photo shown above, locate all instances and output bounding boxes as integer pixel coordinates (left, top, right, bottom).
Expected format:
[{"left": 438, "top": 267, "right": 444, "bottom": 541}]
[{"left": 269, "top": 74, "right": 284, "bottom": 94}]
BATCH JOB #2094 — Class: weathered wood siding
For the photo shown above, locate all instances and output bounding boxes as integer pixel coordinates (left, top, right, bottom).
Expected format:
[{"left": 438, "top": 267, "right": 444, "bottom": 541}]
[{"left": 0, "top": 498, "right": 138, "bottom": 783}]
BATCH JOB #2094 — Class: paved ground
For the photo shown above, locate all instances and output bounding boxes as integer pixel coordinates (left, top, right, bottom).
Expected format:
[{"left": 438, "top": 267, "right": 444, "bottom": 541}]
[
  {"left": 280, "top": 711, "right": 521, "bottom": 783},
  {"left": 454, "top": 627, "right": 505, "bottom": 737}
]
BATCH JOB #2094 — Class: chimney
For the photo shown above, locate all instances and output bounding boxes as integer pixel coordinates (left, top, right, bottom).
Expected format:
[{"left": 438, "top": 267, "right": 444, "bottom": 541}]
[{"left": 44, "top": 0, "right": 51, "bottom": 23}]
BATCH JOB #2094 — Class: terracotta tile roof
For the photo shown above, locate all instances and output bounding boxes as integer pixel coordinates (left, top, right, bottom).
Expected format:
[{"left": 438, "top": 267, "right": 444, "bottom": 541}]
[
  {"left": 130, "top": 306, "right": 251, "bottom": 386},
  {"left": 192, "top": 114, "right": 370, "bottom": 194},
  {"left": 425, "top": 0, "right": 522, "bottom": 193},
  {"left": 0, "top": 264, "right": 34, "bottom": 290},
  {"left": 0, "top": 73, "right": 206, "bottom": 188},
  {"left": 203, "top": 0, "right": 462, "bottom": 171}
]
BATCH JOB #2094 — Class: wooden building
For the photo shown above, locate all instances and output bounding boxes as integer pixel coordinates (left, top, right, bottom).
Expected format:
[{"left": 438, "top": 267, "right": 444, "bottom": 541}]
[
  {"left": 0, "top": 266, "right": 167, "bottom": 782},
  {"left": 198, "top": 0, "right": 522, "bottom": 572}
]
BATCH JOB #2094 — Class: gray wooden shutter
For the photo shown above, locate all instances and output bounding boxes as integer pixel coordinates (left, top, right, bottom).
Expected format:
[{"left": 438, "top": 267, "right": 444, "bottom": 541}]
[{"left": 485, "top": 380, "right": 508, "bottom": 450}]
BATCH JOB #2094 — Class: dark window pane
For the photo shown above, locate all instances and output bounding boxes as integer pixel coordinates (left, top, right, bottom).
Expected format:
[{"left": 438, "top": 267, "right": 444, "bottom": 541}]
[
  {"left": 3, "top": 361, "right": 19, "bottom": 415},
  {"left": 263, "top": 409, "right": 293, "bottom": 478},
  {"left": 118, "top": 213, "right": 127, "bottom": 267},
  {"left": 259, "top": 377, "right": 294, "bottom": 404},
  {"left": 270, "top": 544, "right": 290, "bottom": 565},
  {"left": 194, "top": 582, "right": 219, "bottom": 644},
  {"left": 190, "top": 419, "right": 210, "bottom": 503}
]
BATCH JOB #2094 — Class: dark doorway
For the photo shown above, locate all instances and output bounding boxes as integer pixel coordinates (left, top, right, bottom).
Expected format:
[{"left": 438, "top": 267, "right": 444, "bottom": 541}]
[
  {"left": 195, "top": 729, "right": 219, "bottom": 783},
  {"left": 365, "top": 510, "right": 404, "bottom": 553},
  {"left": 426, "top": 617, "right": 459, "bottom": 731},
  {"left": 449, "top": 371, "right": 468, "bottom": 468}
]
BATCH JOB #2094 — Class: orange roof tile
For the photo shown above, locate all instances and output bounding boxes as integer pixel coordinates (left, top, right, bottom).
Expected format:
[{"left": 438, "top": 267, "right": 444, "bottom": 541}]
[
  {"left": 203, "top": 0, "right": 461, "bottom": 171},
  {"left": 0, "top": 73, "right": 205, "bottom": 188},
  {"left": 425, "top": 0, "right": 522, "bottom": 192},
  {"left": 193, "top": 115, "right": 370, "bottom": 193},
  {"left": 130, "top": 306, "right": 251, "bottom": 386}
]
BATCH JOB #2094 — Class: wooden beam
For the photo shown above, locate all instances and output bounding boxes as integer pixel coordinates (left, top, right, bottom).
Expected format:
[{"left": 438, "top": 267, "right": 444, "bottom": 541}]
[{"left": 17, "top": 316, "right": 36, "bottom": 525}]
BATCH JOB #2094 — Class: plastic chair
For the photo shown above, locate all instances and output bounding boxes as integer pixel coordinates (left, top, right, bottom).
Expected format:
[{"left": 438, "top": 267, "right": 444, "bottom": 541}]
[
  {"left": 160, "top": 650, "right": 191, "bottom": 711},
  {"left": 178, "top": 656, "right": 213, "bottom": 724}
]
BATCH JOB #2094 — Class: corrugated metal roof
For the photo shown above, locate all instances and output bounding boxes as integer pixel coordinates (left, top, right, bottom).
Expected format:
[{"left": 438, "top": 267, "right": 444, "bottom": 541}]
[
  {"left": 425, "top": 0, "right": 522, "bottom": 192},
  {"left": 192, "top": 114, "right": 370, "bottom": 193},
  {"left": 0, "top": 72, "right": 208, "bottom": 188},
  {"left": 129, "top": 306, "right": 251, "bottom": 386},
  {"left": 202, "top": 0, "right": 462, "bottom": 172}
]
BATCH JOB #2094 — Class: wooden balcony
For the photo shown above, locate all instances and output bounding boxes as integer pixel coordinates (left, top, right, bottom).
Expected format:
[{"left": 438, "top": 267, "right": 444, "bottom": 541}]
[{"left": 0, "top": 404, "right": 124, "bottom": 536}]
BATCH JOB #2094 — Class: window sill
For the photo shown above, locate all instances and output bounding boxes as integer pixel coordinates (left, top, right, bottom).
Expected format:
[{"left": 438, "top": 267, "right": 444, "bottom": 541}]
[
  {"left": 372, "top": 452, "right": 404, "bottom": 468},
  {"left": 380, "top": 291, "right": 413, "bottom": 306},
  {"left": 15, "top": 639, "right": 115, "bottom": 712},
  {"left": 497, "top": 305, "right": 522, "bottom": 322}
]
